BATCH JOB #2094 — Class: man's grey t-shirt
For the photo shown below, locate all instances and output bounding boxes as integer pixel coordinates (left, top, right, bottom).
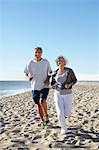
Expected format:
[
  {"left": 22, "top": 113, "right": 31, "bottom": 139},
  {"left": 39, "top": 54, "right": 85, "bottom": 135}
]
[{"left": 24, "top": 58, "right": 51, "bottom": 90}]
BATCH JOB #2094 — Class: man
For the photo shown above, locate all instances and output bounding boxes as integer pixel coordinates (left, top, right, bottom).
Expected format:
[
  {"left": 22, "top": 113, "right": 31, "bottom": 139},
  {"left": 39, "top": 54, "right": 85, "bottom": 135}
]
[{"left": 24, "top": 47, "right": 52, "bottom": 127}]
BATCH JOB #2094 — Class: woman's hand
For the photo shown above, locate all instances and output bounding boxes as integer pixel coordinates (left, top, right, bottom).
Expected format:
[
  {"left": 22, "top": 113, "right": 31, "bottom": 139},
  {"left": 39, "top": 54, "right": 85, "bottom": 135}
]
[
  {"left": 64, "top": 83, "right": 72, "bottom": 89},
  {"left": 52, "top": 84, "right": 56, "bottom": 89}
]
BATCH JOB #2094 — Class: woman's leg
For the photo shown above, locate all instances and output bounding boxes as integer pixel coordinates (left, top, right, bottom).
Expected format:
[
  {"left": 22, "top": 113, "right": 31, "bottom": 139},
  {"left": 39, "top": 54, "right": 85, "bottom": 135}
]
[
  {"left": 54, "top": 92, "right": 67, "bottom": 133},
  {"left": 64, "top": 94, "right": 72, "bottom": 117}
]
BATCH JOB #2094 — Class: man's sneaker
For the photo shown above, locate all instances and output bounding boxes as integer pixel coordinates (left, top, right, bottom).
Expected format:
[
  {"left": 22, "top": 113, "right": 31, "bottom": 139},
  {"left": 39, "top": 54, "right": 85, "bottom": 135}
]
[
  {"left": 44, "top": 115, "right": 49, "bottom": 124},
  {"left": 38, "top": 121, "right": 45, "bottom": 128}
]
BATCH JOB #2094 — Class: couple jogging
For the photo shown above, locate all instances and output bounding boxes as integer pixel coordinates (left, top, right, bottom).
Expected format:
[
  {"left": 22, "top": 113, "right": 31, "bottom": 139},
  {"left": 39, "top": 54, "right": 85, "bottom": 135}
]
[{"left": 24, "top": 47, "right": 77, "bottom": 134}]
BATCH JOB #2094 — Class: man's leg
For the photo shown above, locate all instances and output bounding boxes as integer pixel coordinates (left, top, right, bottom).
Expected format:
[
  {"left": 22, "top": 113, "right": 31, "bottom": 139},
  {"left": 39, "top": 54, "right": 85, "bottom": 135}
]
[
  {"left": 40, "top": 88, "right": 49, "bottom": 124},
  {"left": 41, "top": 99, "right": 49, "bottom": 124},
  {"left": 37, "top": 103, "right": 45, "bottom": 128},
  {"left": 41, "top": 99, "right": 48, "bottom": 116},
  {"left": 37, "top": 103, "right": 44, "bottom": 121},
  {"left": 32, "top": 90, "right": 45, "bottom": 126}
]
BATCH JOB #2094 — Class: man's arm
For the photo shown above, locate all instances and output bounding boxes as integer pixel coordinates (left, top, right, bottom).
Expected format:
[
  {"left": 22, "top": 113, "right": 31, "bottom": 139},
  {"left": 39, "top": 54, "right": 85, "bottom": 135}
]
[{"left": 44, "top": 71, "right": 52, "bottom": 85}]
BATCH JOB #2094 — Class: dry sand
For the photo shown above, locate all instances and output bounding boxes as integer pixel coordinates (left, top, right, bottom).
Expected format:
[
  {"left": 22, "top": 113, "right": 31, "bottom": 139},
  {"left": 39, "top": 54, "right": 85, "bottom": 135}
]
[{"left": 0, "top": 83, "right": 99, "bottom": 150}]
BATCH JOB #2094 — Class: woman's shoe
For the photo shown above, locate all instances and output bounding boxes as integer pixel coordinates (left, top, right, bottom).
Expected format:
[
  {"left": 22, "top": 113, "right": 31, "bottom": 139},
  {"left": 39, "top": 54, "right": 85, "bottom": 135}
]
[{"left": 61, "top": 128, "right": 68, "bottom": 135}]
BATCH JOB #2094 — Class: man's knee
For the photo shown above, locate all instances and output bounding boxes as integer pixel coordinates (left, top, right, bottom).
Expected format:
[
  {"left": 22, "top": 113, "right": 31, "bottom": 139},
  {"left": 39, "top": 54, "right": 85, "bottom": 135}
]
[
  {"left": 41, "top": 98, "right": 46, "bottom": 103},
  {"left": 32, "top": 90, "right": 40, "bottom": 104}
]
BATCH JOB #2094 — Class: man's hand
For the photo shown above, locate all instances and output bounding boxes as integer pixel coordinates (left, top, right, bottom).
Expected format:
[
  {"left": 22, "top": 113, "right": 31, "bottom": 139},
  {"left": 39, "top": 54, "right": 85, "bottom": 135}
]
[
  {"left": 44, "top": 79, "right": 49, "bottom": 85},
  {"left": 29, "top": 77, "right": 33, "bottom": 81},
  {"left": 25, "top": 74, "right": 33, "bottom": 81}
]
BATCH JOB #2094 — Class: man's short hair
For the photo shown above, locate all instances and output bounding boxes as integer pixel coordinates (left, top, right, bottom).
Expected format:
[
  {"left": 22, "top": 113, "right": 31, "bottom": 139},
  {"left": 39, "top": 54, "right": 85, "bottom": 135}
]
[{"left": 34, "top": 47, "right": 42, "bottom": 52}]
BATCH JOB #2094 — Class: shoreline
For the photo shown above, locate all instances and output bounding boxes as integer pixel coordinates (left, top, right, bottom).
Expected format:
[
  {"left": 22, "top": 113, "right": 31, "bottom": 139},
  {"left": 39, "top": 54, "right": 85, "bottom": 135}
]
[
  {"left": 0, "top": 83, "right": 99, "bottom": 149},
  {"left": 0, "top": 89, "right": 31, "bottom": 99},
  {"left": 0, "top": 81, "right": 99, "bottom": 99}
]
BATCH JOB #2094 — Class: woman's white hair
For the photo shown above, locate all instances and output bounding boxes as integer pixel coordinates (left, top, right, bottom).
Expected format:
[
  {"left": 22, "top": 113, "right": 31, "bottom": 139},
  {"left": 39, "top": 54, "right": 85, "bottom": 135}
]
[{"left": 55, "top": 55, "right": 69, "bottom": 66}]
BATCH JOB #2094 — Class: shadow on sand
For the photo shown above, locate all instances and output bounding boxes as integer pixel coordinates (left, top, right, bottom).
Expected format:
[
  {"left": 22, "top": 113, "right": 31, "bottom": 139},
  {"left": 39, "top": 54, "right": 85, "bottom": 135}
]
[{"left": 47, "top": 125, "right": 99, "bottom": 149}]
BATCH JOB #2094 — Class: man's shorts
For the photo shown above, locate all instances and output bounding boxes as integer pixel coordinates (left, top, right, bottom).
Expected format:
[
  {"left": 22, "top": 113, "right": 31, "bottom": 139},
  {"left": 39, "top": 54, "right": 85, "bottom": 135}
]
[{"left": 32, "top": 88, "right": 49, "bottom": 104}]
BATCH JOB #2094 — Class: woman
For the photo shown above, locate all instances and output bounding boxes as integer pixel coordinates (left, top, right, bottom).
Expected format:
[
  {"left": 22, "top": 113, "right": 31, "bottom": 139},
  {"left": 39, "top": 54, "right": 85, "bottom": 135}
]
[{"left": 51, "top": 56, "right": 77, "bottom": 134}]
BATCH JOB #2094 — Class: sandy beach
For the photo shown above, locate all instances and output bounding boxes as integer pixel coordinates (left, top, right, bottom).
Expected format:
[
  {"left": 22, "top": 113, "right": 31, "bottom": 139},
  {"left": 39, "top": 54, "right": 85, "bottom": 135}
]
[{"left": 0, "top": 83, "right": 99, "bottom": 150}]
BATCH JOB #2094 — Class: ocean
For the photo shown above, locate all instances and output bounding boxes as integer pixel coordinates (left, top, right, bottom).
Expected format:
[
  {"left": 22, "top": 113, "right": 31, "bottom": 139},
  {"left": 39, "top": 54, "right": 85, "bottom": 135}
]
[
  {"left": 0, "top": 80, "right": 99, "bottom": 98},
  {"left": 0, "top": 81, "right": 31, "bottom": 98}
]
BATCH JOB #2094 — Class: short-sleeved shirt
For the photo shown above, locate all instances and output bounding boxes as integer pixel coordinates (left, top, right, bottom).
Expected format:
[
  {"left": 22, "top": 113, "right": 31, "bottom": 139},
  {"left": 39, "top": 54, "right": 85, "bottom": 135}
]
[{"left": 24, "top": 58, "right": 52, "bottom": 90}]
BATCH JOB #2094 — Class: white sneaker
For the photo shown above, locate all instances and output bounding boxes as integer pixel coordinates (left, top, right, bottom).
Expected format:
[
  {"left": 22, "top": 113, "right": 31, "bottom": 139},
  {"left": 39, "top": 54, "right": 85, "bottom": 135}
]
[{"left": 61, "top": 128, "right": 68, "bottom": 135}]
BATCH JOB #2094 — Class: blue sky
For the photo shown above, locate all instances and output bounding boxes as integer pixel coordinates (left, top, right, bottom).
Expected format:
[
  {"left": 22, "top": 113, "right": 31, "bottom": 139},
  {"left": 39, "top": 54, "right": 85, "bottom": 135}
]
[{"left": 0, "top": 0, "right": 99, "bottom": 80}]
